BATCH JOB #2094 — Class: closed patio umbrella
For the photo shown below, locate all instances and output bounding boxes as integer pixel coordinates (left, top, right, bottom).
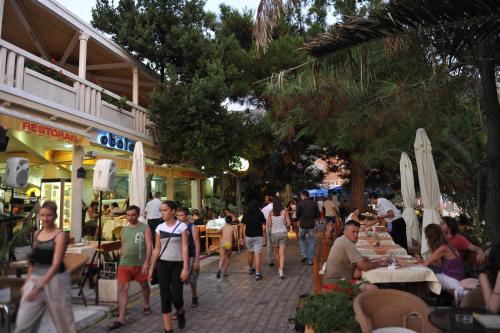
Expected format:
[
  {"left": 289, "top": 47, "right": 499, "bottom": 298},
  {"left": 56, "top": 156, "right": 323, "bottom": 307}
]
[
  {"left": 414, "top": 129, "right": 441, "bottom": 257},
  {"left": 400, "top": 152, "right": 421, "bottom": 247},
  {"left": 129, "top": 141, "right": 146, "bottom": 220}
]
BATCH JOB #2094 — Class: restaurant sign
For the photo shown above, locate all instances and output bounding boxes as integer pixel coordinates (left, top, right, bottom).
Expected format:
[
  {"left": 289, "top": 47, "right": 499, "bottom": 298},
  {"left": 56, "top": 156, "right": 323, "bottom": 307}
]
[
  {"left": 22, "top": 121, "right": 80, "bottom": 144},
  {"left": 98, "top": 132, "right": 135, "bottom": 152}
]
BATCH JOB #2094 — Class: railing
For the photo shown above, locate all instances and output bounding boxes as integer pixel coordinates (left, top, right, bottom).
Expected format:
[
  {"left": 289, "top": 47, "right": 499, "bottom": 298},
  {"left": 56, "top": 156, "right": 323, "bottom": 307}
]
[{"left": 0, "top": 39, "right": 151, "bottom": 137}]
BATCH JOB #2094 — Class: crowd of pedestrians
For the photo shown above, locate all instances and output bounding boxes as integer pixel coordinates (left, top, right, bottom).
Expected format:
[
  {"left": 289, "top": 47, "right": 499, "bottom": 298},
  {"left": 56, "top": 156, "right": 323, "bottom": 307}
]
[{"left": 13, "top": 190, "right": 352, "bottom": 333}]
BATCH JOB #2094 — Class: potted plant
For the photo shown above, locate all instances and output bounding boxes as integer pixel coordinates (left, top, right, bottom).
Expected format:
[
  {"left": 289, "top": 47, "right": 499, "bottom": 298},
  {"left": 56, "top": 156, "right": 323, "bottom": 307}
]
[{"left": 296, "top": 281, "right": 361, "bottom": 333}]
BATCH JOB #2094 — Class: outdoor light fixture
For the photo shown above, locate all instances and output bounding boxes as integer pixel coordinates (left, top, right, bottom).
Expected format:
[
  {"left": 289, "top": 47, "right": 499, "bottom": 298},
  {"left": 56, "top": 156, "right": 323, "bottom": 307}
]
[
  {"left": 64, "top": 144, "right": 73, "bottom": 149},
  {"left": 223, "top": 170, "right": 228, "bottom": 174},
  {"left": 201, "top": 165, "right": 205, "bottom": 170},
  {"left": 229, "top": 156, "right": 249, "bottom": 172}
]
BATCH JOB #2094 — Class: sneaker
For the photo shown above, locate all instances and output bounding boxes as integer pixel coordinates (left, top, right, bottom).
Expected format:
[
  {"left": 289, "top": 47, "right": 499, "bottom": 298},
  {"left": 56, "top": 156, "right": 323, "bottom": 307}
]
[
  {"left": 308, "top": 261, "right": 313, "bottom": 266},
  {"left": 280, "top": 275, "right": 285, "bottom": 280},
  {"left": 178, "top": 311, "right": 186, "bottom": 329},
  {"left": 248, "top": 267, "right": 256, "bottom": 274},
  {"left": 216, "top": 270, "right": 221, "bottom": 279},
  {"left": 301, "top": 257, "right": 307, "bottom": 263},
  {"left": 255, "top": 273, "right": 263, "bottom": 281},
  {"left": 191, "top": 297, "right": 199, "bottom": 308}
]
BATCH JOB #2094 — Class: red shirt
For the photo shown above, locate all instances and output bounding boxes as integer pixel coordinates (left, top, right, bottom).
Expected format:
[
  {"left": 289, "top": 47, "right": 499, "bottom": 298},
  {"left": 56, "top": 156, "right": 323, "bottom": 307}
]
[{"left": 449, "top": 234, "right": 471, "bottom": 260}]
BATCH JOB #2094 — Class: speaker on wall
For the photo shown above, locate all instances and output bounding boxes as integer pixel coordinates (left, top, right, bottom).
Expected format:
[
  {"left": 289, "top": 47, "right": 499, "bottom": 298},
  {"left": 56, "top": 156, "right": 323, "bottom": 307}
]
[
  {"left": 93, "top": 159, "right": 116, "bottom": 192},
  {"left": 4, "top": 157, "right": 29, "bottom": 188}
]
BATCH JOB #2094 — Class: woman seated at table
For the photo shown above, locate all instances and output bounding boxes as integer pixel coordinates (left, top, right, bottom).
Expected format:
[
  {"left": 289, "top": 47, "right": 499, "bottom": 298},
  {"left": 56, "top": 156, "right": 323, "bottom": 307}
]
[
  {"left": 479, "top": 243, "right": 500, "bottom": 313},
  {"left": 417, "top": 224, "right": 470, "bottom": 296}
]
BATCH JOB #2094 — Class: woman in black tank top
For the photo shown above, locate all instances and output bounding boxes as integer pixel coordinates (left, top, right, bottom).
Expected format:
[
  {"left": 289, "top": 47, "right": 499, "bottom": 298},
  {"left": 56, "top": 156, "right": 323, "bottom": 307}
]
[{"left": 14, "top": 201, "right": 76, "bottom": 333}]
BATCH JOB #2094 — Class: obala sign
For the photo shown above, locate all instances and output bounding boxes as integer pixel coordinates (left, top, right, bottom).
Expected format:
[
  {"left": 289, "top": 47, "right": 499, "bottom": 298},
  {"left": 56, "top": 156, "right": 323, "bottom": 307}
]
[{"left": 98, "top": 132, "right": 135, "bottom": 152}]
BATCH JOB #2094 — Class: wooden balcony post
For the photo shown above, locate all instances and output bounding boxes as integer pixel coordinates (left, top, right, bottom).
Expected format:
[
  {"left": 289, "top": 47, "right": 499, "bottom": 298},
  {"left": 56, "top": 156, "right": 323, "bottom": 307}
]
[
  {"left": 0, "top": 0, "right": 4, "bottom": 37},
  {"left": 132, "top": 66, "right": 139, "bottom": 104},
  {"left": 78, "top": 32, "right": 88, "bottom": 79}
]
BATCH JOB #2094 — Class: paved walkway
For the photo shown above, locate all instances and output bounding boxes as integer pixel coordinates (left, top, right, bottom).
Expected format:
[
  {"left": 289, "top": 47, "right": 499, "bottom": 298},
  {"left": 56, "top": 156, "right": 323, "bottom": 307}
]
[{"left": 84, "top": 235, "right": 313, "bottom": 333}]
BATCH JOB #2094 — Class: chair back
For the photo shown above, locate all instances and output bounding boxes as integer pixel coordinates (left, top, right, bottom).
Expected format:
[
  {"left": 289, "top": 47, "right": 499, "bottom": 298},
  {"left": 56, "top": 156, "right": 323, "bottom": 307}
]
[
  {"left": 353, "top": 289, "right": 440, "bottom": 333},
  {"left": 63, "top": 253, "right": 88, "bottom": 284},
  {"left": 112, "top": 226, "right": 123, "bottom": 240},
  {"left": 0, "top": 277, "right": 25, "bottom": 304}
]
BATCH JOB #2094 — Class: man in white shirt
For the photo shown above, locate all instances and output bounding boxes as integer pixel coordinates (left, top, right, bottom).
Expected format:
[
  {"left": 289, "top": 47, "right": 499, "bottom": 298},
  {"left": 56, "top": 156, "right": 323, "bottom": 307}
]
[
  {"left": 369, "top": 193, "right": 407, "bottom": 250},
  {"left": 144, "top": 192, "right": 162, "bottom": 246},
  {"left": 261, "top": 196, "right": 274, "bottom": 266}
]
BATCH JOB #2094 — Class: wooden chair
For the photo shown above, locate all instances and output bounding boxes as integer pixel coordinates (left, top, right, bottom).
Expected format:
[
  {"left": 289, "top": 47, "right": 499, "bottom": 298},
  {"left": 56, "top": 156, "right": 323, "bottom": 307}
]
[
  {"left": 353, "top": 289, "right": 440, "bottom": 333},
  {"left": 0, "top": 277, "right": 25, "bottom": 332},
  {"left": 64, "top": 253, "right": 89, "bottom": 306}
]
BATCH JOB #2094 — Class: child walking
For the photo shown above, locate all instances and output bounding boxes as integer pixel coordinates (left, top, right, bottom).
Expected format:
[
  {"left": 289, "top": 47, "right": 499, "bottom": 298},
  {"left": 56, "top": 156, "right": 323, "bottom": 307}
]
[{"left": 216, "top": 216, "right": 237, "bottom": 278}]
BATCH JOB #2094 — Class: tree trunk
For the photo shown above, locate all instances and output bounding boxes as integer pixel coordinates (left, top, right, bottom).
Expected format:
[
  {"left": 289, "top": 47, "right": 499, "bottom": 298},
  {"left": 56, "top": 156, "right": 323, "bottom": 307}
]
[
  {"left": 479, "top": 55, "right": 500, "bottom": 245},
  {"left": 350, "top": 157, "right": 366, "bottom": 211}
]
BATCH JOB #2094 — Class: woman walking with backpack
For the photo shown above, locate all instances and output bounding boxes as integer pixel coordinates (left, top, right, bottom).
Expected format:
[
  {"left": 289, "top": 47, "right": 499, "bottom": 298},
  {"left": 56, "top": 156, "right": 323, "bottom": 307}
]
[{"left": 149, "top": 201, "right": 189, "bottom": 333}]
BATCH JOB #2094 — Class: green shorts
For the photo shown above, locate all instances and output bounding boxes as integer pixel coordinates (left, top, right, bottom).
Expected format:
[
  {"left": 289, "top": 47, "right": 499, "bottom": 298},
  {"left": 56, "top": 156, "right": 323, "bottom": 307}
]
[{"left": 271, "top": 232, "right": 289, "bottom": 247}]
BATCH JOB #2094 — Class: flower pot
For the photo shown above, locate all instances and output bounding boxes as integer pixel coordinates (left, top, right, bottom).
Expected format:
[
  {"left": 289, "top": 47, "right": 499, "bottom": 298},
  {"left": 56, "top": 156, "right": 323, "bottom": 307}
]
[{"left": 305, "top": 325, "right": 352, "bottom": 333}]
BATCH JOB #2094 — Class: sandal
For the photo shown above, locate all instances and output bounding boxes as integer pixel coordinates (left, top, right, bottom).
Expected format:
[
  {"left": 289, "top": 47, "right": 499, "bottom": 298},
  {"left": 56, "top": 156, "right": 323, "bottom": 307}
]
[
  {"left": 107, "top": 320, "right": 126, "bottom": 331},
  {"left": 143, "top": 307, "right": 152, "bottom": 316}
]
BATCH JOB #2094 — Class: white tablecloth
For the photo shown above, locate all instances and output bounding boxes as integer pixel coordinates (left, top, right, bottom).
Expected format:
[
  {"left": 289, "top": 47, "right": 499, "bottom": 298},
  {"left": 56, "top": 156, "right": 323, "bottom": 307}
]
[
  {"left": 362, "top": 264, "right": 441, "bottom": 294},
  {"left": 102, "top": 218, "right": 128, "bottom": 240}
]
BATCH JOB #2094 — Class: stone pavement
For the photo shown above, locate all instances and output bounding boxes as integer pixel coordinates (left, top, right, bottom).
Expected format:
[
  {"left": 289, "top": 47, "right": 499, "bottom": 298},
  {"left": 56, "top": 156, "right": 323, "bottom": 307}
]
[{"left": 83, "top": 235, "right": 313, "bottom": 333}]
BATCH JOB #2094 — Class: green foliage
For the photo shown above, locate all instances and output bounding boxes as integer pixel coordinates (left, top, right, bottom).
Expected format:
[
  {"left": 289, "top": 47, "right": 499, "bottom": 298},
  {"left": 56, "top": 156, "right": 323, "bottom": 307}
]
[
  {"left": 0, "top": 222, "right": 31, "bottom": 268},
  {"left": 296, "top": 283, "right": 361, "bottom": 333}
]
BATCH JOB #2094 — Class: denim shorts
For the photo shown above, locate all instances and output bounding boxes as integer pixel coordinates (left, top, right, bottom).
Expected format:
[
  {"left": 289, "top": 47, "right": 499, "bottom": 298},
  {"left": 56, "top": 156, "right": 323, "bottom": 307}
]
[{"left": 246, "top": 236, "right": 263, "bottom": 253}]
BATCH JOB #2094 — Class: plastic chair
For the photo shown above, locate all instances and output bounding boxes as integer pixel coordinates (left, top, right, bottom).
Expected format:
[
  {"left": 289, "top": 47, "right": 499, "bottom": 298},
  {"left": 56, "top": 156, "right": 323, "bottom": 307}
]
[{"left": 353, "top": 289, "right": 440, "bottom": 333}]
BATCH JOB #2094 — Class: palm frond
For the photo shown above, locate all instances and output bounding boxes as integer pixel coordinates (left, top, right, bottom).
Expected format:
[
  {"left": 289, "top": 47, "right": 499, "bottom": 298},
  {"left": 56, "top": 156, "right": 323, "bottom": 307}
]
[
  {"left": 254, "top": 0, "right": 285, "bottom": 57},
  {"left": 303, "top": 0, "right": 500, "bottom": 59}
]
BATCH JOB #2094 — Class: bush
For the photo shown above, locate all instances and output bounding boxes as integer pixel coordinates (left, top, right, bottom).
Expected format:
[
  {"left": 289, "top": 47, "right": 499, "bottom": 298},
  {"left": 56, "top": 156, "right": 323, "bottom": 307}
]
[{"left": 296, "top": 281, "right": 361, "bottom": 333}]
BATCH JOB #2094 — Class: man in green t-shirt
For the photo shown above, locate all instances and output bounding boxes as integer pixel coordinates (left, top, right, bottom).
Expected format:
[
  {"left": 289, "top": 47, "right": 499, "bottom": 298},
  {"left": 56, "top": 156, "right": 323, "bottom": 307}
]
[{"left": 108, "top": 205, "right": 152, "bottom": 330}]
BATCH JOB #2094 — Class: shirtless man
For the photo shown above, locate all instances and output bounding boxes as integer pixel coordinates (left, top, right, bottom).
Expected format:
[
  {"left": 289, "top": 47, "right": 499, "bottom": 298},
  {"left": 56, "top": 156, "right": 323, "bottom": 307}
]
[{"left": 216, "top": 216, "right": 238, "bottom": 278}]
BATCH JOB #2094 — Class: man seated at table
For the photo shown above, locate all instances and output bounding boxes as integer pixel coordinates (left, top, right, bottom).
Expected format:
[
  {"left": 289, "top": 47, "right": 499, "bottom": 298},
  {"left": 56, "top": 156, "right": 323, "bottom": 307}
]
[{"left": 323, "top": 221, "right": 386, "bottom": 292}]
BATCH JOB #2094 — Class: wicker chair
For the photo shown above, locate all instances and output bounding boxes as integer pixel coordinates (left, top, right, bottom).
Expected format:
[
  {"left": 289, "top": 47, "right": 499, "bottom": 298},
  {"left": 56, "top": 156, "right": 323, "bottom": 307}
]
[
  {"left": 63, "top": 253, "right": 88, "bottom": 306},
  {"left": 460, "top": 287, "right": 485, "bottom": 308},
  {"left": 353, "top": 289, "right": 441, "bottom": 333}
]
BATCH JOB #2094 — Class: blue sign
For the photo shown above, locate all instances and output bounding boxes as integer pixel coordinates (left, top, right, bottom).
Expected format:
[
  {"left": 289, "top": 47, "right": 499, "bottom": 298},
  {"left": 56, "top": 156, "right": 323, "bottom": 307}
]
[{"left": 98, "top": 132, "right": 135, "bottom": 152}]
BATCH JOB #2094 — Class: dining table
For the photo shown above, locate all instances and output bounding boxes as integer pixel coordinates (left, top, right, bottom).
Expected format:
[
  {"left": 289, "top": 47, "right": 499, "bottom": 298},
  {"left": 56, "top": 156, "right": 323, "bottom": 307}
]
[
  {"left": 361, "top": 258, "right": 442, "bottom": 294},
  {"left": 356, "top": 231, "right": 408, "bottom": 257},
  {"left": 65, "top": 240, "right": 120, "bottom": 263},
  {"left": 356, "top": 229, "right": 442, "bottom": 294},
  {"left": 429, "top": 307, "right": 500, "bottom": 332}
]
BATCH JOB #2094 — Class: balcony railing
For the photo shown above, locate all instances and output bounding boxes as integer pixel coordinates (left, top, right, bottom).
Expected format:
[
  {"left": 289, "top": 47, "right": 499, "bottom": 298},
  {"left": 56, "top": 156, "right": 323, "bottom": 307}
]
[{"left": 0, "top": 39, "right": 151, "bottom": 137}]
